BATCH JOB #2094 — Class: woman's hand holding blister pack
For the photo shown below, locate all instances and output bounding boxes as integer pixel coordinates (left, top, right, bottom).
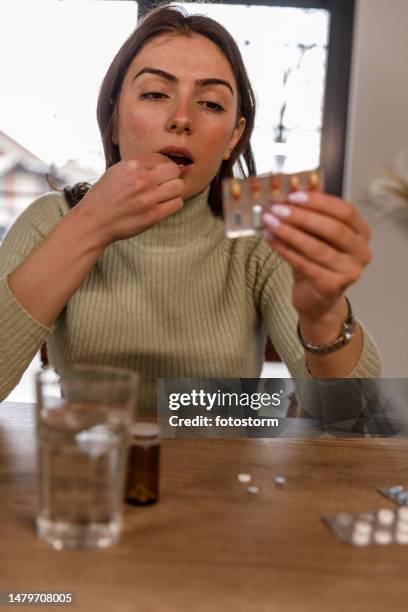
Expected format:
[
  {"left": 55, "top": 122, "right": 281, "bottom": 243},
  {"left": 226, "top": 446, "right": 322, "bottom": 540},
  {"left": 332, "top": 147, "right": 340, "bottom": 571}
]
[{"left": 262, "top": 191, "right": 372, "bottom": 325}]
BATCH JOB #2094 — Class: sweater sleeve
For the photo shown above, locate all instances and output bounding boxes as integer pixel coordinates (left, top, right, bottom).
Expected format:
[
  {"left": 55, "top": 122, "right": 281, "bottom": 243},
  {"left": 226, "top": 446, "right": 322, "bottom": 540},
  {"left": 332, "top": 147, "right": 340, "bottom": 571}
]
[
  {"left": 0, "top": 193, "right": 68, "bottom": 401},
  {"left": 247, "top": 237, "right": 382, "bottom": 429}
]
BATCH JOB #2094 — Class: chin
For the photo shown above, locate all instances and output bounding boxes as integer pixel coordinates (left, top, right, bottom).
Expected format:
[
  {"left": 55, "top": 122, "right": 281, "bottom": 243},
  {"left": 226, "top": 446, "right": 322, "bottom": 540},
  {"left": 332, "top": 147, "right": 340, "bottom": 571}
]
[
  {"left": 182, "top": 178, "right": 211, "bottom": 201},
  {"left": 183, "top": 189, "right": 206, "bottom": 201}
]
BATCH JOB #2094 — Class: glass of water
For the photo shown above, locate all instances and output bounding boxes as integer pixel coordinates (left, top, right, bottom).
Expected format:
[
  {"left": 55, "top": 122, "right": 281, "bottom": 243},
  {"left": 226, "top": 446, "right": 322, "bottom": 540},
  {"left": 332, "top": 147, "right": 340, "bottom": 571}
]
[{"left": 35, "top": 365, "right": 138, "bottom": 550}]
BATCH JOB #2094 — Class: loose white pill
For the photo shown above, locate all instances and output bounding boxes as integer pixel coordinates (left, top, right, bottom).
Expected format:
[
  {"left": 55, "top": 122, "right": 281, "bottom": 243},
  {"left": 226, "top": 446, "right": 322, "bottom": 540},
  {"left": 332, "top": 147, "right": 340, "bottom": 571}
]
[
  {"left": 396, "top": 531, "right": 408, "bottom": 544},
  {"left": 377, "top": 509, "right": 395, "bottom": 526},
  {"left": 354, "top": 521, "right": 372, "bottom": 535},
  {"left": 396, "top": 521, "right": 408, "bottom": 533},
  {"left": 247, "top": 486, "right": 259, "bottom": 494},
  {"left": 398, "top": 507, "right": 408, "bottom": 522},
  {"left": 238, "top": 473, "right": 251, "bottom": 483},
  {"left": 274, "top": 475, "right": 286, "bottom": 486},
  {"left": 352, "top": 531, "right": 370, "bottom": 546}
]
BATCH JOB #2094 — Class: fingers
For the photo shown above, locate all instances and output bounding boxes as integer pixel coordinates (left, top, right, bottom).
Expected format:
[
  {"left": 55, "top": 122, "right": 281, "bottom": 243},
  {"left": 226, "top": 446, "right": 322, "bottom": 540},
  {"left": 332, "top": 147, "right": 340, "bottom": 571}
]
[
  {"left": 148, "top": 196, "right": 184, "bottom": 223},
  {"left": 268, "top": 238, "right": 349, "bottom": 296},
  {"left": 266, "top": 203, "right": 372, "bottom": 265},
  {"left": 127, "top": 153, "right": 174, "bottom": 170},
  {"left": 262, "top": 192, "right": 373, "bottom": 293},
  {"left": 263, "top": 213, "right": 366, "bottom": 281},
  {"left": 149, "top": 159, "right": 182, "bottom": 186},
  {"left": 259, "top": 191, "right": 373, "bottom": 315},
  {"left": 122, "top": 156, "right": 179, "bottom": 191},
  {"left": 147, "top": 177, "right": 184, "bottom": 207},
  {"left": 286, "top": 191, "right": 371, "bottom": 241},
  {"left": 84, "top": 155, "right": 185, "bottom": 244},
  {"left": 116, "top": 158, "right": 183, "bottom": 213},
  {"left": 263, "top": 213, "right": 342, "bottom": 270},
  {"left": 138, "top": 195, "right": 183, "bottom": 229}
]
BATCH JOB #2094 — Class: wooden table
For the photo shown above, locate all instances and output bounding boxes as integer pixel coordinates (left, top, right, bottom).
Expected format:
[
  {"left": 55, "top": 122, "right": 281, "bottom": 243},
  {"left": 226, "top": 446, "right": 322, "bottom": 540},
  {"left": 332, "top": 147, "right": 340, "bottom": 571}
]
[{"left": 1, "top": 402, "right": 408, "bottom": 612}]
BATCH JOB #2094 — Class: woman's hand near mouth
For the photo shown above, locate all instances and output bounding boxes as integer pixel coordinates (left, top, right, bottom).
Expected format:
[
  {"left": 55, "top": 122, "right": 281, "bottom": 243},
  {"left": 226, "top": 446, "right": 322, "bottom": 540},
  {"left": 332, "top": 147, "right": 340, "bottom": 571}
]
[{"left": 78, "top": 153, "right": 184, "bottom": 248}]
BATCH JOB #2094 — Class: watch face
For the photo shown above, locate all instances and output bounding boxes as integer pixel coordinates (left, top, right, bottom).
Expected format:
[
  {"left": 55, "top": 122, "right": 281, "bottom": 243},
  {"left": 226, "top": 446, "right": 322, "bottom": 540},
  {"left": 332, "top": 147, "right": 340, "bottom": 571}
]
[{"left": 298, "top": 306, "right": 355, "bottom": 353}]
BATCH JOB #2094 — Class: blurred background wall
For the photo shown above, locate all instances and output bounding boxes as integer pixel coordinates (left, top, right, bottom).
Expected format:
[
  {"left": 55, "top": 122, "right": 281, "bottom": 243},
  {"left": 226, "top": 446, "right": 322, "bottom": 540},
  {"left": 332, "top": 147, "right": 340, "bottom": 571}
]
[{"left": 345, "top": 0, "right": 408, "bottom": 376}]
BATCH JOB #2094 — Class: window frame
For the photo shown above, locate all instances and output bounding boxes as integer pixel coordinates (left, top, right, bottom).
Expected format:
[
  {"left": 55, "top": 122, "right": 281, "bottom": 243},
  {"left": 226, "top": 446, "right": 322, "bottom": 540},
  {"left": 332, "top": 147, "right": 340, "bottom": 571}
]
[{"left": 136, "top": 0, "right": 354, "bottom": 196}]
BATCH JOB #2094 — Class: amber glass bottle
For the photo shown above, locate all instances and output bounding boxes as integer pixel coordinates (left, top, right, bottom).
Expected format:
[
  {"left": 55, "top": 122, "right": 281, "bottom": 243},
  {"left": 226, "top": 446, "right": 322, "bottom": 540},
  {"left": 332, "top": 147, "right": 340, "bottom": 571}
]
[{"left": 125, "top": 423, "right": 160, "bottom": 505}]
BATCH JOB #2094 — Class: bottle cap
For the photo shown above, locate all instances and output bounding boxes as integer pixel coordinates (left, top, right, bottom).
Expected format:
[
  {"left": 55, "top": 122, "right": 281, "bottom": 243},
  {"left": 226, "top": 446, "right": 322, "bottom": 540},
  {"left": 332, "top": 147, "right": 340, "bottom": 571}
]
[{"left": 129, "top": 422, "right": 159, "bottom": 440}]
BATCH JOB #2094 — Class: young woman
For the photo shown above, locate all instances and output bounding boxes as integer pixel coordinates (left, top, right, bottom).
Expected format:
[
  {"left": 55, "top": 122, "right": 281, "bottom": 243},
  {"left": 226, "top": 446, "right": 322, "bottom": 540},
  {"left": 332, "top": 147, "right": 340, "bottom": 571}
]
[{"left": 0, "top": 5, "right": 380, "bottom": 411}]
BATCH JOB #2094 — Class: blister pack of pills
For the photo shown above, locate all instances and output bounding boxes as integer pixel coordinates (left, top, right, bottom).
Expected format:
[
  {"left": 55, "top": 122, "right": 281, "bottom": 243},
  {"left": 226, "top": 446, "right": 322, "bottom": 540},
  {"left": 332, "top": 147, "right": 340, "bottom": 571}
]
[
  {"left": 324, "top": 507, "right": 408, "bottom": 546},
  {"left": 222, "top": 167, "right": 324, "bottom": 238},
  {"left": 378, "top": 485, "right": 408, "bottom": 506}
]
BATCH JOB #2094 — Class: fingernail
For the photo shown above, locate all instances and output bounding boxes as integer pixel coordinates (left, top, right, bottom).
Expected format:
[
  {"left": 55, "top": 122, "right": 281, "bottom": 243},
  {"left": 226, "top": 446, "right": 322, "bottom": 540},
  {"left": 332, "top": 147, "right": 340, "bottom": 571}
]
[
  {"left": 262, "top": 213, "right": 281, "bottom": 228},
  {"left": 271, "top": 204, "right": 291, "bottom": 218},
  {"left": 287, "top": 191, "right": 309, "bottom": 204},
  {"left": 262, "top": 229, "right": 275, "bottom": 242}
]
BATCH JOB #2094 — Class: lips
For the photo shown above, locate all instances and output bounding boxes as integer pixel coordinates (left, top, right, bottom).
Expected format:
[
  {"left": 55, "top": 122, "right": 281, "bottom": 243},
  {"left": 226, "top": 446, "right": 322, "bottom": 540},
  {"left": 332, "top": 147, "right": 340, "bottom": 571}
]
[{"left": 159, "top": 146, "right": 194, "bottom": 166}]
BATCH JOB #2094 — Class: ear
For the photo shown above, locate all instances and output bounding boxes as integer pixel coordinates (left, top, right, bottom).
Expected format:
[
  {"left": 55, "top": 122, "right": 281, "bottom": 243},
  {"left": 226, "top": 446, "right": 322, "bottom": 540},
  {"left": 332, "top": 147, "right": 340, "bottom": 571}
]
[{"left": 223, "top": 117, "right": 246, "bottom": 160}]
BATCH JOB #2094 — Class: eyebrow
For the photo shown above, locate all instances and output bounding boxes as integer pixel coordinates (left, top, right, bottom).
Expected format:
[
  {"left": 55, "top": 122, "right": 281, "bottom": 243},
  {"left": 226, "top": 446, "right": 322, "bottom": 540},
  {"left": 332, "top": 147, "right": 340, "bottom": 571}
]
[{"left": 133, "top": 67, "right": 234, "bottom": 97}]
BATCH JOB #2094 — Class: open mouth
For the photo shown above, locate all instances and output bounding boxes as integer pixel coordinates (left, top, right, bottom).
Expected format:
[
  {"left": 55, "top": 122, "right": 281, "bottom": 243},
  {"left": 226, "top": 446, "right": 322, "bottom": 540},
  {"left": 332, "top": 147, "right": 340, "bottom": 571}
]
[{"left": 163, "top": 153, "right": 193, "bottom": 166}]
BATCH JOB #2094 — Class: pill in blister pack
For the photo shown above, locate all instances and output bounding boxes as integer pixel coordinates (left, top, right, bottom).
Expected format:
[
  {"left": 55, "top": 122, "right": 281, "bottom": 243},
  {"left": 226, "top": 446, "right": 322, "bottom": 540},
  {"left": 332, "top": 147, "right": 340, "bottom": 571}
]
[
  {"left": 222, "top": 168, "right": 324, "bottom": 238},
  {"left": 378, "top": 485, "right": 408, "bottom": 506},
  {"left": 323, "top": 507, "right": 408, "bottom": 546}
]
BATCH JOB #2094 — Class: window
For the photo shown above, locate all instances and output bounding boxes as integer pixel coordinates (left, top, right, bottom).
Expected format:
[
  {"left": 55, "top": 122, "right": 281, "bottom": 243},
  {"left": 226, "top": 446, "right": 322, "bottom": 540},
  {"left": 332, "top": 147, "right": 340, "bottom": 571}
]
[
  {"left": 0, "top": 0, "right": 138, "bottom": 402},
  {"left": 0, "top": 0, "right": 353, "bottom": 232},
  {"left": 175, "top": 2, "right": 330, "bottom": 178},
  {"left": 143, "top": 0, "right": 355, "bottom": 195},
  {"left": 0, "top": 0, "right": 353, "bottom": 401},
  {"left": 0, "top": 0, "right": 138, "bottom": 228}
]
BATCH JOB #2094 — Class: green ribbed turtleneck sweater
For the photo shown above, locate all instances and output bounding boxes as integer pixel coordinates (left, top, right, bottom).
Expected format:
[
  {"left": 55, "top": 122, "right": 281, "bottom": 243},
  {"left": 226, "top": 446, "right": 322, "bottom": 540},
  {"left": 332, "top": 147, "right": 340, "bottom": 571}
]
[{"left": 0, "top": 189, "right": 381, "bottom": 411}]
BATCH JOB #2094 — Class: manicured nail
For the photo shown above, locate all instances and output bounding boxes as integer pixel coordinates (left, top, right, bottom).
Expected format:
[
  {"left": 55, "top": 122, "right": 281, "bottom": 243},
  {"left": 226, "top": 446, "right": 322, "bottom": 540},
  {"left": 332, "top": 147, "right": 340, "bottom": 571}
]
[
  {"left": 287, "top": 191, "right": 309, "bottom": 204},
  {"left": 262, "top": 213, "right": 281, "bottom": 228},
  {"left": 271, "top": 204, "right": 291, "bottom": 218},
  {"left": 262, "top": 229, "right": 275, "bottom": 242}
]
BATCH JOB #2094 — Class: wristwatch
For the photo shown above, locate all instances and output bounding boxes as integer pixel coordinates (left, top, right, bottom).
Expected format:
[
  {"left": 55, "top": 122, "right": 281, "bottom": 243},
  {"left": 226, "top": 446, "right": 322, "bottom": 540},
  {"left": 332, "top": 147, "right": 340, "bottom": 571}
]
[{"left": 297, "top": 297, "right": 356, "bottom": 355}]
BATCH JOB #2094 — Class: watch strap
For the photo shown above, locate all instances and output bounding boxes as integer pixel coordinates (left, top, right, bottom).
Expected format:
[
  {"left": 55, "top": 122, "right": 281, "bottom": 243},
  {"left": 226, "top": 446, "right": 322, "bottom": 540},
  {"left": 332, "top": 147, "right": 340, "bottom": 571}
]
[{"left": 297, "top": 297, "right": 356, "bottom": 355}]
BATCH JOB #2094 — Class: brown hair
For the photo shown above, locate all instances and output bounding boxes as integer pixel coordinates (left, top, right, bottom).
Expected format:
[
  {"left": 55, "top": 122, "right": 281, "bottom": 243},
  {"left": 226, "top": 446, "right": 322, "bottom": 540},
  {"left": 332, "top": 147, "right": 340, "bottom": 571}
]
[{"left": 63, "top": 3, "right": 256, "bottom": 217}]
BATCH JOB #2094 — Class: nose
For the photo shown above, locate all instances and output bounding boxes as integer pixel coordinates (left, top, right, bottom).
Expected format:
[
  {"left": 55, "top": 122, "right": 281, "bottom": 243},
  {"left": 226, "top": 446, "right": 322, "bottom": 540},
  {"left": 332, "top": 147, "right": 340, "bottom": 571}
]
[{"left": 166, "top": 98, "right": 194, "bottom": 135}]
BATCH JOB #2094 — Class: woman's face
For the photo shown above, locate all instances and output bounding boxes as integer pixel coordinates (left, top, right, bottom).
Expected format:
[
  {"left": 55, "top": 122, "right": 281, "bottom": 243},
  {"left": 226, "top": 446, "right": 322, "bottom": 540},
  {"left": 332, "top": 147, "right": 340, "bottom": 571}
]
[{"left": 113, "top": 33, "right": 246, "bottom": 200}]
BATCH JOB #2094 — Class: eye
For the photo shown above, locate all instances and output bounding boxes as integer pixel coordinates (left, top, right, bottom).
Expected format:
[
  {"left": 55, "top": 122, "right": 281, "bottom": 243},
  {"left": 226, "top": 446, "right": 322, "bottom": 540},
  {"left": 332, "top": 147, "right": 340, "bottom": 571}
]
[
  {"left": 199, "top": 101, "right": 226, "bottom": 113},
  {"left": 139, "top": 91, "right": 169, "bottom": 100}
]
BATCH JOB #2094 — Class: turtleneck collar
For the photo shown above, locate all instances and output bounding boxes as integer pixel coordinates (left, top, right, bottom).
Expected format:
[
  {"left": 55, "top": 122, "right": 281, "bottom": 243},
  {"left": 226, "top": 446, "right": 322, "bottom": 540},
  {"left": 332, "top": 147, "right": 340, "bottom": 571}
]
[{"left": 134, "top": 186, "right": 225, "bottom": 251}]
